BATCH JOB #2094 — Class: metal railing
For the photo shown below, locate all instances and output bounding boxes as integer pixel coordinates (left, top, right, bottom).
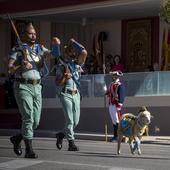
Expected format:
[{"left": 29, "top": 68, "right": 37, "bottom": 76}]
[{"left": 42, "top": 71, "right": 170, "bottom": 98}]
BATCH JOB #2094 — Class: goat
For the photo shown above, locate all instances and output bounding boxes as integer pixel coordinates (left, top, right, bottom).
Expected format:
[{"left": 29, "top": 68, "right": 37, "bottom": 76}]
[{"left": 117, "top": 106, "right": 152, "bottom": 155}]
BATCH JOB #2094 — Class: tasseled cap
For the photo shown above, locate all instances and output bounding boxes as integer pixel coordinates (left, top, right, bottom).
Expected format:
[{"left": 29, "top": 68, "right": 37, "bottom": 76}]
[
  {"left": 109, "top": 71, "right": 123, "bottom": 77},
  {"left": 25, "top": 22, "right": 35, "bottom": 32}
]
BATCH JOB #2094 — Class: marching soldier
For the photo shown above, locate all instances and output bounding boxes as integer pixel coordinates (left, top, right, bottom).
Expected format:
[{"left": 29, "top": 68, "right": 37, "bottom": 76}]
[
  {"left": 106, "top": 71, "right": 125, "bottom": 141},
  {"left": 54, "top": 38, "right": 87, "bottom": 151},
  {"left": 8, "top": 22, "right": 59, "bottom": 158}
]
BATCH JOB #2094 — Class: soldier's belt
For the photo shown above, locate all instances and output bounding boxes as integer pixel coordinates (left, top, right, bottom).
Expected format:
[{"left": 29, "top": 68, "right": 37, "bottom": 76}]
[
  {"left": 62, "top": 88, "right": 78, "bottom": 95},
  {"left": 15, "top": 78, "right": 41, "bottom": 85}
]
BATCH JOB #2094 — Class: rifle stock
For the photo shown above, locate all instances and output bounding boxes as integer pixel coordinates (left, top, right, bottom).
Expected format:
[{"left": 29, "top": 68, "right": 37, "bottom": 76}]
[{"left": 8, "top": 65, "right": 21, "bottom": 74}]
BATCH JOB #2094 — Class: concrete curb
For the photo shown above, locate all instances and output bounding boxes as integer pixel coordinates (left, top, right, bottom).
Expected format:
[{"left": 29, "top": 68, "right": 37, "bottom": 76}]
[{"left": 0, "top": 129, "right": 170, "bottom": 145}]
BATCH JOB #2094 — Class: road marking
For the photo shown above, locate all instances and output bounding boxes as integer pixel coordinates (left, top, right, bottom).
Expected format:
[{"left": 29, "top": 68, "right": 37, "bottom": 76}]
[
  {"left": 0, "top": 158, "right": 145, "bottom": 170},
  {"left": 0, "top": 157, "right": 112, "bottom": 169},
  {"left": 43, "top": 160, "right": 112, "bottom": 169},
  {"left": 0, "top": 159, "right": 42, "bottom": 170},
  {"left": 108, "top": 168, "right": 145, "bottom": 170}
]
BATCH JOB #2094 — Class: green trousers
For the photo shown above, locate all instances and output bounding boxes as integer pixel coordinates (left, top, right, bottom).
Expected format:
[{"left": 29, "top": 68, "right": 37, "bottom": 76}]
[
  {"left": 14, "top": 82, "right": 42, "bottom": 139},
  {"left": 60, "top": 91, "right": 80, "bottom": 140}
]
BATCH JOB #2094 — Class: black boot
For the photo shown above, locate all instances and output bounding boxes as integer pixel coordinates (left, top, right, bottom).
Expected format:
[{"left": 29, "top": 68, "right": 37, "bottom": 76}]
[
  {"left": 24, "top": 139, "right": 38, "bottom": 158},
  {"left": 114, "top": 123, "right": 119, "bottom": 138},
  {"left": 68, "top": 140, "right": 79, "bottom": 151},
  {"left": 110, "top": 123, "right": 119, "bottom": 142},
  {"left": 10, "top": 134, "right": 23, "bottom": 156},
  {"left": 56, "top": 132, "right": 65, "bottom": 150}
]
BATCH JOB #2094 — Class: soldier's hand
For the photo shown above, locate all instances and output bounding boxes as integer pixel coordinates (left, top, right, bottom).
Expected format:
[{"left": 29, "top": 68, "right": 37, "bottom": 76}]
[
  {"left": 22, "top": 61, "right": 33, "bottom": 69},
  {"left": 52, "top": 37, "right": 61, "bottom": 45},
  {"left": 70, "top": 38, "right": 75, "bottom": 43},
  {"left": 8, "top": 59, "right": 21, "bottom": 74},
  {"left": 69, "top": 38, "right": 76, "bottom": 46},
  {"left": 64, "top": 72, "right": 72, "bottom": 79},
  {"left": 117, "top": 103, "right": 123, "bottom": 111}
]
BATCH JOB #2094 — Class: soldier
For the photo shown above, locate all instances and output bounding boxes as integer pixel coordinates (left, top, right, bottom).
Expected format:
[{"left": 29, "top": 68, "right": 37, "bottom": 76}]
[
  {"left": 54, "top": 38, "right": 87, "bottom": 151},
  {"left": 105, "top": 71, "right": 125, "bottom": 141},
  {"left": 8, "top": 22, "right": 59, "bottom": 158}
]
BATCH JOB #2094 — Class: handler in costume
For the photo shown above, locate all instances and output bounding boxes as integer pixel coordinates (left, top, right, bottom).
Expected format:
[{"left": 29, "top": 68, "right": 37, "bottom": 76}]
[
  {"left": 53, "top": 38, "right": 87, "bottom": 151},
  {"left": 106, "top": 71, "right": 125, "bottom": 141},
  {"left": 8, "top": 23, "right": 59, "bottom": 158}
]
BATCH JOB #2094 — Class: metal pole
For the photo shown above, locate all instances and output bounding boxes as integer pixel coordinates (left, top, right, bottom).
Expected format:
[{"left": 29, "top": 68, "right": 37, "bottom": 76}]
[{"left": 100, "top": 33, "right": 108, "bottom": 142}]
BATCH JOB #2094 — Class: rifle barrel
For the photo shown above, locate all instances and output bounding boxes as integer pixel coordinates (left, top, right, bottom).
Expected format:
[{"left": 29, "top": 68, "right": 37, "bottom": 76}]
[{"left": 7, "top": 14, "right": 21, "bottom": 41}]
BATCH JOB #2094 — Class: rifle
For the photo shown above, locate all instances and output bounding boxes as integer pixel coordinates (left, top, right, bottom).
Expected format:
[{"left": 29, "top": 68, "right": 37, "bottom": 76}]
[{"left": 7, "top": 14, "right": 26, "bottom": 74}]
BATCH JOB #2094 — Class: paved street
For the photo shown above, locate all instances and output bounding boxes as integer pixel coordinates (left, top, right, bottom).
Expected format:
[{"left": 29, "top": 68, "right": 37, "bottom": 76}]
[{"left": 0, "top": 136, "right": 170, "bottom": 170}]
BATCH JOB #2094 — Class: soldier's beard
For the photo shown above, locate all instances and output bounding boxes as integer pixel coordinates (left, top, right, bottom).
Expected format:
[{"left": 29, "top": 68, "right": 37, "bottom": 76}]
[{"left": 27, "top": 39, "right": 36, "bottom": 46}]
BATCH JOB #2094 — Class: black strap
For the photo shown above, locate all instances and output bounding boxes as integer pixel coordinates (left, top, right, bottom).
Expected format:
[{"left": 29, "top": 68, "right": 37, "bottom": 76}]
[{"left": 58, "top": 56, "right": 81, "bottom": 91}]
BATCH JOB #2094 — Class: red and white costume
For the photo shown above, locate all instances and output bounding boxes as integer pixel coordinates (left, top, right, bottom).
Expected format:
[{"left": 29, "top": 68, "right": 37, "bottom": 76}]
[{"left": 106, "top": 78, "right": 125, "bottom": 125}]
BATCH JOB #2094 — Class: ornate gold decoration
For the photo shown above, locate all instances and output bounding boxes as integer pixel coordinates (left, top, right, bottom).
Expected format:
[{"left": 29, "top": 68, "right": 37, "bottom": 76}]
[
  {"left": 160, "top": 0, "right": 170, "bottom": 24},
  {"left": 126, "top": 20, "right": 151, "bottom": 72}
]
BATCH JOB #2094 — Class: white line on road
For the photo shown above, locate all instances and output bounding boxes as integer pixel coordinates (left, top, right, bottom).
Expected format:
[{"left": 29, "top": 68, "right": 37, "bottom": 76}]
[
  {"left": 41, "top": 160, "right": 112, "bottom": 169},
  {"left": 0, "top": 159, "right": 42, "bottom": 170},
  {"left": 0, "top": 157, "right": 149, "bottom": 170},
  {"left": 108, "top": 168, "right": 145, "bottom": 170},
  {"left": 0, "top": 157, "right": 112, "bottom": 169}
]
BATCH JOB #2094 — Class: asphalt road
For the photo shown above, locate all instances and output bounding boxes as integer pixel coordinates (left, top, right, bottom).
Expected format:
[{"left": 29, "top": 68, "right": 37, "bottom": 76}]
[{"left": 0, "top": 136, "right": 170, "bottom": 170}]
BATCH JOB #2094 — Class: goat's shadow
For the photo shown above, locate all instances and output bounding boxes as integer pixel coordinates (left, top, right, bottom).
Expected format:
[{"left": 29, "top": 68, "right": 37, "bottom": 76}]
[{"left": 75, "top": 151, "right": 170, "bottom": 161}]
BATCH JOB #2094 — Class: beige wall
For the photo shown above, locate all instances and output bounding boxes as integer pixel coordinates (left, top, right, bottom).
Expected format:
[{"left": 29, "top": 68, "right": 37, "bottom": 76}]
[
  {"left": 40, "top": 21, "right": 51, "bottom": 48},
  {"left": 91, "top": 20, "right": 121, "bottom": 56},
  {"left": 40, "top": 98, "right": 170, "bottom": 136},
  {"left": 51, "top": 20, "right": 121, "bottom": 57}
]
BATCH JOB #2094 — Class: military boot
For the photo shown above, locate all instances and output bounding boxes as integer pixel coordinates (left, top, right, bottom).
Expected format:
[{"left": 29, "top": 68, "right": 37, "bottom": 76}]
[
  {"left": 110, "top": 123, "right": 119, "bottom": 142},
  {"left": 113, "top": 123, "right": 119, "bottom": 138},
  {"left": 24, "top": 139, "right": 38, "bottom": 158},
  {"left": 10, "top": 134, "right": 23, "bottom": 156},
  {"left": 68, "top": 140, "right": 79, "bottom": 151},
  {"left": 56, "top": 132, "right": 65, "bottom": 150}
]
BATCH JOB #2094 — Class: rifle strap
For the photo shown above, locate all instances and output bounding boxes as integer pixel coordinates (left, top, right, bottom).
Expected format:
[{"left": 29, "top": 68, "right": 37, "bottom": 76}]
[
  {"left": 67, "top": 63, "right": 81, "bottom": 91},
  {"left": 23, "top": 44, "right": 49, "bottom": 77}
]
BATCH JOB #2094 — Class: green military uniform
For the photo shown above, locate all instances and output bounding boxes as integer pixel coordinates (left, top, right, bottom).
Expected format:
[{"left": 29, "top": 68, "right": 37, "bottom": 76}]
[
  {"left": 60, "top": 62, "right": 81, "bottom": 141},
  {"left": 9, "top": 22, "right": 52, "bottom": 159},
  {"left": 55, "top": 38, "right": 87, "bottom": 151},
  {"left": 9, "top": 44, "right": 47, "bottom": 139}
]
